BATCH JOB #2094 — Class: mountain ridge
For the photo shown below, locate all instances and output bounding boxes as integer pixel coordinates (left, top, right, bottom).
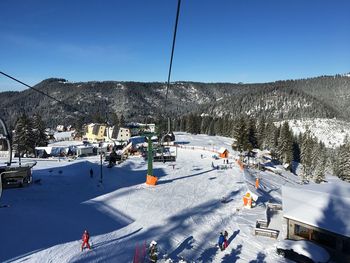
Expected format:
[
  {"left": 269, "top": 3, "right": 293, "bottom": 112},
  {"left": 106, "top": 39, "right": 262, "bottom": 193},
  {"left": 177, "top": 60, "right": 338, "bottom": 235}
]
[{"left": 1, "top": 74, "right": 350, "bottom": 127}]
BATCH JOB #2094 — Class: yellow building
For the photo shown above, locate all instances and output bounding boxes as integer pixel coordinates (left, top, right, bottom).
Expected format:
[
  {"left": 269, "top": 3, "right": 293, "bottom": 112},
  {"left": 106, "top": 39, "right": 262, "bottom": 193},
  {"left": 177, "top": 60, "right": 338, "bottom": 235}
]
[
  {"left": 84, "top": 123, "right": 107, "bottom": 143},
  {"left": 84, "top": 124, "right": 131, "bottom": 143}
]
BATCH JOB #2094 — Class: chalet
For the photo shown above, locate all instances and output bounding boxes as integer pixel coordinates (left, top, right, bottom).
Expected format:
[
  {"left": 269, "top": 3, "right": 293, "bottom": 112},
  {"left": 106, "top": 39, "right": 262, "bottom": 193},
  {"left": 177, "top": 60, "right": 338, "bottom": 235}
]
[
  {"left": 282, "top": 184, "right": 350, "bottom": 262},
  {"left": 116, "top": 127, "right": 131, "bottom": 142},
  {"left": 56, "top": 125, "right": 66, "bottom": 132},
  {"left": 84, "top": 123, "right": 108, "bottom": 142},
  {"left": 218, "top": 147, "right": 229, "bottom": 158}
]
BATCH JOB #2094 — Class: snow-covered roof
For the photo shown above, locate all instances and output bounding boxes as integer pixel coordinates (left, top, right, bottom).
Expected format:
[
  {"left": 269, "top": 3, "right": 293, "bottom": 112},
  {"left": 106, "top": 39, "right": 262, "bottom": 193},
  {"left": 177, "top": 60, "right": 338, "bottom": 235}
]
[
  {"left": 75, "top": 145, "right": 93, "bottom": 149},
  {"left": 282, "top": 183, "right": 350, "bottom": 237},
  {"left": 35, "top": 147, "right": 53, "bottom": 154},
  {"left": 218, "top": 147, "right": 228, "bottom": 154},
  {"left": 53, "top": 131, "right": 74, "bottom": 140}
]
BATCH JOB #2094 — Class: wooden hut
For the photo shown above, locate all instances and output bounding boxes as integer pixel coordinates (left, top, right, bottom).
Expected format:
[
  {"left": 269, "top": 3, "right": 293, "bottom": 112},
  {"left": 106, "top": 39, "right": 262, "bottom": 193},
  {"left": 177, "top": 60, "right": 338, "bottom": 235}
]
[{"left": 218, "top": 147, "right": 229, "bottom": 158}]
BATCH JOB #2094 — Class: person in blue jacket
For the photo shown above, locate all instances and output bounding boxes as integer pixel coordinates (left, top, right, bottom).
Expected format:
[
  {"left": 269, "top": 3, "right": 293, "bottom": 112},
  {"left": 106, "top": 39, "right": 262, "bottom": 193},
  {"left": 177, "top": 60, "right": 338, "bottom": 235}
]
[{"left": 218, "top": 232, "right": 225, "bottom": 251}]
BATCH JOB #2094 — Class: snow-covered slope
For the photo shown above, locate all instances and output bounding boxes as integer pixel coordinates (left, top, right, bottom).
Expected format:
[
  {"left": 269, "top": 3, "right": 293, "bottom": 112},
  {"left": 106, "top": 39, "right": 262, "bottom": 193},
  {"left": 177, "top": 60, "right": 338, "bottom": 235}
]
[
  {"left": 279, "top": 118, "right": 350, "bottom": 148},
  {"left": 1, "top": 133, "right": 348, "bottom": 262}
]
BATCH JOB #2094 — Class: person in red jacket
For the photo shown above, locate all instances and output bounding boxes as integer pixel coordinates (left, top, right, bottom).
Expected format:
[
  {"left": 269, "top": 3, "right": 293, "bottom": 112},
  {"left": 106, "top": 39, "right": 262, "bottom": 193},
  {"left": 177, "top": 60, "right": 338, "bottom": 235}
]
[{"left": 81, "top": 230, "right": 91, "bottom": 251}]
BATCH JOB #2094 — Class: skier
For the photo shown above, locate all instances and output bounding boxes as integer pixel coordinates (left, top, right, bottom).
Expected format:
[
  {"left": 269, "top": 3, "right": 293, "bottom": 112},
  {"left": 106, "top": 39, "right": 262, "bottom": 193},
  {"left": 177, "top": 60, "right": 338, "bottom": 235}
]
[
  {"left": 149, "top": 240, "right": 158, "bottom": 262},
  {"left": 223, "top": 230, "right": 229, "bottom": 249},
  {"left": 90, "top": 168, "right": 93, "bottom": 178},
  {"left": 81, "top": 230, "right": 91, "bottom": 251},
  {"left": 218, "top": 232, "right": 225, "bottom": 251}
]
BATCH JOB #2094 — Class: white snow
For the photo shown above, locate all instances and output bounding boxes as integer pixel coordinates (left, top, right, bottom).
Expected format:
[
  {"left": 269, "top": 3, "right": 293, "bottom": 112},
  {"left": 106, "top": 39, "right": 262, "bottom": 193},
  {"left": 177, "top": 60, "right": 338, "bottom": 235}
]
[
  {"left": 0, "top": 132, "right": 348, "bottom": 262},
  {"left": 276, "top": 239, "right": 330, "bottom": 262},
  {"left": 278, "top": 118, "right": 350, "bottom": 148}
]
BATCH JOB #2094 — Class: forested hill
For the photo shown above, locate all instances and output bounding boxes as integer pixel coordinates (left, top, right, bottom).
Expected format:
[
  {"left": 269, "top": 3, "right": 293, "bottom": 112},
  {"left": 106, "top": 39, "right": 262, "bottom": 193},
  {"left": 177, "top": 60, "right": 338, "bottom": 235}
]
[{"left": 0, "top": 74, "right": 350, "bottom": 127}]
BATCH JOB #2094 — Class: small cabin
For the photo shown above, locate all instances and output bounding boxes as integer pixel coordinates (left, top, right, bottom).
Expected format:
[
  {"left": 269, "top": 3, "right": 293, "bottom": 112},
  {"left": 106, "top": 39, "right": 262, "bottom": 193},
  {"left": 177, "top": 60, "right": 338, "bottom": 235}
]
[{"left": 218, "top": 147, "right": 229, "bottom": 158}]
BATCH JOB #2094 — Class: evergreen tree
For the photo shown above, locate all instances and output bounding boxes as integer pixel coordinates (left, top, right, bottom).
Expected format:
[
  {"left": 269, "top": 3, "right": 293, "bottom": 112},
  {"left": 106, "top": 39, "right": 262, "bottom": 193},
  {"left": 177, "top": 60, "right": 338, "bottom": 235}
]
[
  {"left": 247, "top": 117, "right": 258, "bottom": 151},
  {"left": 32, "top": 114, "right": 48, "bottom": 148},
  {"left": 313, "top": 142, "right": 327, "bottom": 183},
  {"left": 74, "top": 116, "right": 85, "bottom": 139},
  {"left": 222, "top": 115, "right": 231, "bottom": 137},
  {"left": 13, "top": 114, "right": 35, "bottom": 156},
  {"left": 186, "top": 114, "right": 195, "bottom": 133},
  {"left": 119, "top": 114, "right": 126, "bottom": 127},
  {"left": 214, "top": 118, "right": 223, "bottom": 136},
  {"left": 300, "top": 129, "right": 314, "bottom": 182},
  {"left": 292, "top": 133, "right": 302, "bottom": 163},
  {"left": 265, "top": 120, "right": 276, "bottom": 151},
  {"left": 256, "top": 115, "right": 266, "bottom": 149},
  {"left": 277, "top": 122, "right": 293, "bottom": 168},
  {"left": 92, "top": 111, "right": 105, "bottom": 123},
  {"left": 200, "top": 116, "right": 211, "bottom": 134},
  {"left": 232, "top": 116, "right": 248, "bottom": 152},
  {"left": 336, "top": 138, "right": 350, "bottom": 182},
  {"left": 179, "top": 116, "right": 186, "bottom": 132}
]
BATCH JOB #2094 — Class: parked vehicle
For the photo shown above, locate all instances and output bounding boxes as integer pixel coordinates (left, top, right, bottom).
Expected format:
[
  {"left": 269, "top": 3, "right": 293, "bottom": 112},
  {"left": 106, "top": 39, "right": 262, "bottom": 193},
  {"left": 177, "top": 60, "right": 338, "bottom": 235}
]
[{"left": 276, "top": 240, "right": 330, "bottom": 263}]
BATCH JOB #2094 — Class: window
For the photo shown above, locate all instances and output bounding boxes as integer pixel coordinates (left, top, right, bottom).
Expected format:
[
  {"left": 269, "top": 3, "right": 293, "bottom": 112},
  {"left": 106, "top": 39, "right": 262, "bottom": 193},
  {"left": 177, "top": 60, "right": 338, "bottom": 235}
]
[
  {"left": 311, "top": 230, "right": 336, "bottom": 249},
  {"left": 295, "top": 224, "right": 311, "bottom": 239}
]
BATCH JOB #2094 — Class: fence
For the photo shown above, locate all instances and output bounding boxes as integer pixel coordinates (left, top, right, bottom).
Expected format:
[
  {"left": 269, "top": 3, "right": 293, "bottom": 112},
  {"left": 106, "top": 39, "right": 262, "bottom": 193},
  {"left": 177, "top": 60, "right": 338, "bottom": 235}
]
[
  {"left": 175, "top": 144, "right": 220, "bottom": 154},
  {"left": 254, "top": 227, "right": 279, "bottom": 239}
]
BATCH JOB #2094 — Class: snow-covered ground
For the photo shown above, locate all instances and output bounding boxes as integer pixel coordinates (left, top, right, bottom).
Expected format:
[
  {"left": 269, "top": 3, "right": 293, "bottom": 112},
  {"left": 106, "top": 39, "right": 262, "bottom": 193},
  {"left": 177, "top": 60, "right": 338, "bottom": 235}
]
[
  {"left": 0, "top": 133, "right": 348, "bottom": 262},
  {"left": 279, "top": 118, "right": 350, "bottom": 148}
]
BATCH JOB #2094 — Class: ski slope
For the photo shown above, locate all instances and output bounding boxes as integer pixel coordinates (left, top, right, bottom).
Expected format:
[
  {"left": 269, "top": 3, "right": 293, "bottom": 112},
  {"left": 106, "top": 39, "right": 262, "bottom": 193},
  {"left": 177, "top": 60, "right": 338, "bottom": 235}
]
[{"left": 0, "top": 133, "right": 339, "bottom": 262}]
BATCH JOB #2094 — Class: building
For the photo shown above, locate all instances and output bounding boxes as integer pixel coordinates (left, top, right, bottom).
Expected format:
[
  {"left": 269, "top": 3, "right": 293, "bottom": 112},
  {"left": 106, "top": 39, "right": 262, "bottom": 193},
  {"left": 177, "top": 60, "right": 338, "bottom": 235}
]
[
  {"left": 56, "top": 125, "right": 66, "bottom": 132},
  {"left": 84, "top": 123, "right": 107, "bottom": 142},
  {"left": 218, "top": 147, "right": 229, "bottom": 158},
  {"left": 116, "top": 127, "right": 131, "bottom": 142},
  {"left": 282, "top": 184, "right": 350, "bottom": 262}
]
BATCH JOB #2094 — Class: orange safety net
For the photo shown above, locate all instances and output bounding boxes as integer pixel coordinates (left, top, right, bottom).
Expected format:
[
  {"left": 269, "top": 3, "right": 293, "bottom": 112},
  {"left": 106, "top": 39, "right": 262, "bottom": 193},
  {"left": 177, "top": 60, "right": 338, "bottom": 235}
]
[{"left": 236, "top": 160, "right": 244, "bottom": 171}]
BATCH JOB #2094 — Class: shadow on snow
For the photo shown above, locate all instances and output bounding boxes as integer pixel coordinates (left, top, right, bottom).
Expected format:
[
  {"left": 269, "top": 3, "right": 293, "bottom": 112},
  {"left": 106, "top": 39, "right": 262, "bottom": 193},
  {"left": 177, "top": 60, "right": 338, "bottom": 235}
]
[{"left": 0, "top": 159, "right": 166, "bottom": 262}]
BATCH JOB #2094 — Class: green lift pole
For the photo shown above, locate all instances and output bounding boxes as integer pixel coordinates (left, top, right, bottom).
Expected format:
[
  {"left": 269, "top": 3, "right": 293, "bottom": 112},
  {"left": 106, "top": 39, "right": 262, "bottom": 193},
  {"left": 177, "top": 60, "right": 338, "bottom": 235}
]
[{"left": 147, "top": 136, "right": 153, "bottom": 176}]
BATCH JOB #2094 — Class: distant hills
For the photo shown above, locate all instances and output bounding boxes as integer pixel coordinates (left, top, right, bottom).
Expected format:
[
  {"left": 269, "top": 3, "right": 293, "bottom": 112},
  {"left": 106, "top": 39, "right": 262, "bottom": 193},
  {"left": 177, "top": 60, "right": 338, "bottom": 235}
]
[{"left": 1, "top": 74, "right": 350, "bottom": 128}]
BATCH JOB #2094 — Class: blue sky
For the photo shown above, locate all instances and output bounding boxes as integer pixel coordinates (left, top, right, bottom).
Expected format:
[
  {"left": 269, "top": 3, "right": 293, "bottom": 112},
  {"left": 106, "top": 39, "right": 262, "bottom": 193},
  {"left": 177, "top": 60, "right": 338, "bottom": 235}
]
[{"left": 1, "top": 0, "right": 350, "bottom": 91}]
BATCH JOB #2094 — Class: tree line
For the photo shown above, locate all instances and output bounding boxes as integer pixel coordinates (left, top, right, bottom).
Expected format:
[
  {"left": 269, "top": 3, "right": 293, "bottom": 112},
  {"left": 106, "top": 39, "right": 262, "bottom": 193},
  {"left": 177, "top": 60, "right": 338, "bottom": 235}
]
[
  {"left": 170, "top": 114, "right": 348, "bottom": 184},
  {"left": 7, "top": 112, "right": 350, "bottom": 183}
]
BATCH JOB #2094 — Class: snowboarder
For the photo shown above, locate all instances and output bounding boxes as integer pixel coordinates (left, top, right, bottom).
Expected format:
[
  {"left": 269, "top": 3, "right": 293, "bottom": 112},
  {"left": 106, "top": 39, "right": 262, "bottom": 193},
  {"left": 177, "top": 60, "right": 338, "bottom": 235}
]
[
  {"left": 218, "top": 232, "right": 225, "bottom": 251},
  {"left": 223, "top": 230, "right": 229, "bottom": 249},
  {"left": 149, "top": 240, "right": 158, "bottom": 262},
  {"left": 201, "top": 154, "right": 203, "bottom": 159},
  {"left": 81, "top": 230, "right": 91, "bottom": 251},
  {"left": 90, "top": 168, "right": 93, "bottom": 178}
]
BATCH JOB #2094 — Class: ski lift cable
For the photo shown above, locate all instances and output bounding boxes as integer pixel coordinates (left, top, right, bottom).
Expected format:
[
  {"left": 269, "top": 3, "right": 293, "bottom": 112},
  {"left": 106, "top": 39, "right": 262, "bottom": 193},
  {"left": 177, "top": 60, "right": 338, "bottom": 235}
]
[
  {"left": 164, "top": 0, "right": 182, "bottom": 113},
  {"left": 0, "top": 71, "right": 87, "bottom": 116}
]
